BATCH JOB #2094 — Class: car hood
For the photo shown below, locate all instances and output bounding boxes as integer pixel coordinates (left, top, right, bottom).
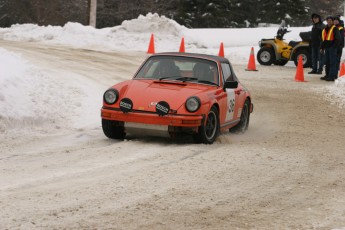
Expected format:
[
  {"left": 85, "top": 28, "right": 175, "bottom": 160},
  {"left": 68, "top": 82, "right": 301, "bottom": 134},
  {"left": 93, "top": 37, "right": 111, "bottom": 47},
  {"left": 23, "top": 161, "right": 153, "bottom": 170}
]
[{"left": 115, "top": 80, "right": 214, "bottom": 110}]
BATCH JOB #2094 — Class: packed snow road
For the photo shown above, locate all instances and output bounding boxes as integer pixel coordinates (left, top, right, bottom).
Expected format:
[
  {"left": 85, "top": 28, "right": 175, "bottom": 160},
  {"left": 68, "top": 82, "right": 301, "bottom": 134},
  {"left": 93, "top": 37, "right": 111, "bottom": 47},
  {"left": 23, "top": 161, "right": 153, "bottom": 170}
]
[{"left": 1, "top": 40, "right": 345, "bottom": 229}]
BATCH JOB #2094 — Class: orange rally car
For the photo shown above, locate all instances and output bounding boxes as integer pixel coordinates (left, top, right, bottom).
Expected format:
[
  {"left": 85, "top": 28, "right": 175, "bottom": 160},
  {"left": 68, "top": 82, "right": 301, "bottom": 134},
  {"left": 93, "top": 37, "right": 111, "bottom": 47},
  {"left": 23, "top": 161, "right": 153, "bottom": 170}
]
[{"left": 101, "top": 52, "right": 253, "bottom": 144}]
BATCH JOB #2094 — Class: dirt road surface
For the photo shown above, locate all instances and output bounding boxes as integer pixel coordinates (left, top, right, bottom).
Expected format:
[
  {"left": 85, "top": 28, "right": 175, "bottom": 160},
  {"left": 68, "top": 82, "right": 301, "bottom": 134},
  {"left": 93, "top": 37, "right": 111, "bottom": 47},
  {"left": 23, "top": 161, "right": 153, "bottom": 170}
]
[{"left": 1, "top": 40, "right": 345, "bottom": 229}]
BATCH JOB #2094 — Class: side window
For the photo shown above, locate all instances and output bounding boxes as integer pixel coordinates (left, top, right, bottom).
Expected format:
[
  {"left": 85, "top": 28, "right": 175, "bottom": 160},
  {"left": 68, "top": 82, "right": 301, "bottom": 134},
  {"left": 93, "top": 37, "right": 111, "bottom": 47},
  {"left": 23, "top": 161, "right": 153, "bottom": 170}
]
[{"left": 221, "top": 63, "right": 232, "bottom": 82}]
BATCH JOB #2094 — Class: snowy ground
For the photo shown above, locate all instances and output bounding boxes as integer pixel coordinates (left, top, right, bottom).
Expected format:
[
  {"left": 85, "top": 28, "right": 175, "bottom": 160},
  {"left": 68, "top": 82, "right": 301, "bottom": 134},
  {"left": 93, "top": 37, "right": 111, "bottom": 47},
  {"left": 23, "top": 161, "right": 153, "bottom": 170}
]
[{"left": 1, "top": 13, "right": 345, "bottom": 229}]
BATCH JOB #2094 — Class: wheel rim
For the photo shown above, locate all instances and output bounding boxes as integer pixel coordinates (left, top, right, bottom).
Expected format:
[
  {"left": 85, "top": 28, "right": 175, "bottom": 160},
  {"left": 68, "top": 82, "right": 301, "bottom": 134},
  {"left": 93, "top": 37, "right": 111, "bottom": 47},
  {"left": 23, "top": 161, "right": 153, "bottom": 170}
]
[
  {"left": 205, "top": 110, "right": 217, "bottom": 139},
  {"left": 260, "top": 51, "right": 271, "bottom": 63}
]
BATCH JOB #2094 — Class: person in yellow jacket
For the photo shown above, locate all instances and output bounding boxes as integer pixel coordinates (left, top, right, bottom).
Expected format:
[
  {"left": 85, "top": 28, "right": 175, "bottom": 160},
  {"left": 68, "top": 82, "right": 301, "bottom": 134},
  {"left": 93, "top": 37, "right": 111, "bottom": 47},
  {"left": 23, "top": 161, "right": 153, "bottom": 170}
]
[
  {"left": 320, "top": 16, "right": 341, "bottom": 81},
  {"left": 334, "top": 16, "right": 344, "bottom": 76}
]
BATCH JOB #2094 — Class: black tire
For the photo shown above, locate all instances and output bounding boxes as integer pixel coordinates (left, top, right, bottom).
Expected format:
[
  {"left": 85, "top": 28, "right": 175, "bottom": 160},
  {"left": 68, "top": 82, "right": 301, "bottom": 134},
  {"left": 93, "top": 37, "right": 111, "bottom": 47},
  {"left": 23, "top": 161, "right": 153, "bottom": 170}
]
[
  {"left": 293, "top": 49, "right": 311, "bottom": 68},
  {"left": 102, "top": 119, "right": 125, "bottom": 139},
  {"left": 257, "top": 47, "right": 275, "bottom": 65},
  {"left": 193, "top": 106, "right": 219, "bottom": 144},
  {"left": 274, "top": 59, "right": 288, "bottom": 66},
  {"left": 230, "top": 99, "right": 250, "bottom": 133}
]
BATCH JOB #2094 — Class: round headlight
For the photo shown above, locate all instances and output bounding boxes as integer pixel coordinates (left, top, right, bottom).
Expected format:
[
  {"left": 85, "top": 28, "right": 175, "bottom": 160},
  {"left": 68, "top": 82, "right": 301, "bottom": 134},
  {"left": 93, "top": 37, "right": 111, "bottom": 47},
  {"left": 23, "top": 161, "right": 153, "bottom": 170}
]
[
  {"left": 185, "top": 96, "right": 201, "bottom": 112},
  {"left": 103, "top": 89, "right": 119, "bottom": 105}
]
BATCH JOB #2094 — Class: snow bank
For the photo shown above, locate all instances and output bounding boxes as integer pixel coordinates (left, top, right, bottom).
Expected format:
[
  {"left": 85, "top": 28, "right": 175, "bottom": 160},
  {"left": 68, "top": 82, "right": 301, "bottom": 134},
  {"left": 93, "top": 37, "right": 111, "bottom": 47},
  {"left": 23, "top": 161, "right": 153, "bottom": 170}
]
[
  {"left": 120, "top": 13, "right": 186, "bottom": 36},
  {"left": 0, "top": 48, "right": 34, "bottom": 118},
  {"left": 0, "top": 13, "right": 312, "bottom": 60},
  {"left": 0, "top": 49, "right": 92, "bottom": 133},
  {"left": 0, "top": 13, "right": 187, "bottom": 52}
]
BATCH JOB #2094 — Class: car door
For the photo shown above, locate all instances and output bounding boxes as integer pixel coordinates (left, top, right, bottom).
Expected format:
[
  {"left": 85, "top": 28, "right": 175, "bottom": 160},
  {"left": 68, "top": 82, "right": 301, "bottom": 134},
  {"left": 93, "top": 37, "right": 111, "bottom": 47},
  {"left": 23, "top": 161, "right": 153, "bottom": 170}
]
[{"left": 221, "top": 63, "right": 243, "bottom": 123}]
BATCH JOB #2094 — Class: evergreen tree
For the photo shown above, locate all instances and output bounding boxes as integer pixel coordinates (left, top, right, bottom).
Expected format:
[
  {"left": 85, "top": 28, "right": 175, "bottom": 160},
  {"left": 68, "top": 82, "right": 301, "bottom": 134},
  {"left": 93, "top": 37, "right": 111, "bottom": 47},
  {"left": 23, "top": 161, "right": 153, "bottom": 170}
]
[
  {"left": 175, "top": 0, "right": 310, "bottom": 28},
  {"left": 0, "top": 0, "right": 343, "bottom": 28},
  {"left": 305, "top": 0, "right": 344, "bottom": 20},
  {"left": 257, "top": 0, "right": 309, "bottom": 26}
]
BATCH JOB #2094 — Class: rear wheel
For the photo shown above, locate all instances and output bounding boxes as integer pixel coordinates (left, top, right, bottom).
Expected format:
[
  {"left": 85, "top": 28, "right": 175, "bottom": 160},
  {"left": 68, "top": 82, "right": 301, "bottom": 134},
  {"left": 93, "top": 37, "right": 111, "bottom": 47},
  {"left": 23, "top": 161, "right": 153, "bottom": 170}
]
[
  {"left": 257, "top": 47, "right": 275, "bottom": 65},
  {"left": 193, "top": 106, "right": 219, "bottom": 144},
  {"left": 293, "top": 49, "right": 311, "bottom": 68},
  {"left": 102, "top": 119, "right": 125, "bottom": 139},
  {"left": 230, "top": 99, "right": 250, "bottom": 133}
]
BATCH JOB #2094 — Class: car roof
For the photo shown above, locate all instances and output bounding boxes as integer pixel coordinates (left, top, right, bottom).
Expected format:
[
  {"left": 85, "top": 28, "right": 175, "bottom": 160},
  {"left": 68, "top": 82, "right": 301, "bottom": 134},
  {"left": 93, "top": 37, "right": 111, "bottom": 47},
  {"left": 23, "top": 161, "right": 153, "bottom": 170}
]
[{"left": 151, "top": 52, "right": 230, "bottom": 63}]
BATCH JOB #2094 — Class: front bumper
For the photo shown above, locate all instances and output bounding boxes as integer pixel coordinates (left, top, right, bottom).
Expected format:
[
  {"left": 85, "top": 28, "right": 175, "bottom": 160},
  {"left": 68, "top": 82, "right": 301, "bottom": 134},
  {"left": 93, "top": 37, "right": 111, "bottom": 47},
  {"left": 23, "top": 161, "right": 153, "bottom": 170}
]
[{"left": 101, "top": 107, "right": 204, "bottom": 127}]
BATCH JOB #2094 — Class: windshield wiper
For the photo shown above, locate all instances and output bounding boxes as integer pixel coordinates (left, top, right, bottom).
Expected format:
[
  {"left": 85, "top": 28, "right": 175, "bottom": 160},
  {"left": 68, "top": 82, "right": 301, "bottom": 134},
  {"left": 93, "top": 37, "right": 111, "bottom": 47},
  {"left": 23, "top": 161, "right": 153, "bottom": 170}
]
[
  {"left": 198, "top": 80, "right": 218, "bottom": 86},
  {"left": 175, "top": 77, "right": 198, "bottom": 82},
  {"left": 159, "top": 76, "right": 198, "bottom": 83},
  {"left": 159, "top": 76, "right": 181, "bottom": 80}
]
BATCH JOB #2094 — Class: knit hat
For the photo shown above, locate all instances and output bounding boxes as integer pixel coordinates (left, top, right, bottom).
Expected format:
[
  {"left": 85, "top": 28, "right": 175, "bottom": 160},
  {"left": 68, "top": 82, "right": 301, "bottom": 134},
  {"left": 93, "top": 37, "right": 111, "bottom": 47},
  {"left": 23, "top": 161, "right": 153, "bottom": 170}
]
[
  {"left": 326, "top": 16, "right": 334, "bottom": 21},
  {"left": 311, "top": 13, "right": 320, "bottom": 19},
  {"left": 334, "top": 16, "right": 340, "bottom": 21}
]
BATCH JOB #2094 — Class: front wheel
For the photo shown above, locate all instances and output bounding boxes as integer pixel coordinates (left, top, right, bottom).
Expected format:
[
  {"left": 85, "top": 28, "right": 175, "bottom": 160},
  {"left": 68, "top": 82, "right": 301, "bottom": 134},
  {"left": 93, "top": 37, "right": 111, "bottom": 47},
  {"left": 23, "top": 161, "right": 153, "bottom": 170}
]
[
  {"left": 102, "top": 119, "right": 125, "bottom": 139},
  {"left": 293, "top": 49, "right": 311, "bottom": 68},
  {"left": 193, "top": 106, "right": 219, "bottom": 144},
  {"left": 230, "top": 99, "right": 250, "bottom": 133},
  {"left": 257, "top": 47, "right": 275, "bottom": 65}
]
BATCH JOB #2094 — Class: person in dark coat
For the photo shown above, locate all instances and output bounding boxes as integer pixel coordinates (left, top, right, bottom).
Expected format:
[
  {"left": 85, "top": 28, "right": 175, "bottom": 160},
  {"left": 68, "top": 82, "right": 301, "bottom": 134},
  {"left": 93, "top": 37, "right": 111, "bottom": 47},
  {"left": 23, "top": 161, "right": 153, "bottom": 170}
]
[
  {"left": 320, "top": 16, "right": 341, "bottom": 81},
  {"left": 335, "top": 14, "right": 345, "bottom": 27},
  {"left": 309, "top": 13, "right": 325, "bottom": 74},
  {"left": 333, "top": 16, "right": 344, "bottom": 76}
]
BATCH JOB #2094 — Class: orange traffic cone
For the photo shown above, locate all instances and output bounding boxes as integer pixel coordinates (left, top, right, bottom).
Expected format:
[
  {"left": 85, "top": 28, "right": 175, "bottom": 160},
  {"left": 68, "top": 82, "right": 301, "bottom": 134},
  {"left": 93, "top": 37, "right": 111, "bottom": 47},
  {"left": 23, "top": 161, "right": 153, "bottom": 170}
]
[
  {"left": 339, "top": 61, "right": 345, "bottom": 77},
  {"left": 147, "top": 34, "right": 155, "bottom": 54},
  {"left": 246, "top": 47, "right": 258, "bottom": 71},
  {"left": 218, "top": 42, "right": 224, "bottom": 57},
  {"left": 179, "top": 37, "right": 185, "bottom": 53},
  {"left": 295, "top": 56, "right": 306, "bottom": 82}
]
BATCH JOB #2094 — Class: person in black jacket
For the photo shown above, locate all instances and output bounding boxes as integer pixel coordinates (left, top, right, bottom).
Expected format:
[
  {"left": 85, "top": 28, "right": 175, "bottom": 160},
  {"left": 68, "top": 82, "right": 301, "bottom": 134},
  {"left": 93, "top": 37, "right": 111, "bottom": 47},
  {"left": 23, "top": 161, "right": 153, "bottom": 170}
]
[
  {"left": 320, "top": 16, "right": 341, "bottom": 81},
  {"left": 334, "top": 16, "right": 344, "bottom": 76},
  {"left": 309, "top": 13, "right": 325, "bottom": 74}
]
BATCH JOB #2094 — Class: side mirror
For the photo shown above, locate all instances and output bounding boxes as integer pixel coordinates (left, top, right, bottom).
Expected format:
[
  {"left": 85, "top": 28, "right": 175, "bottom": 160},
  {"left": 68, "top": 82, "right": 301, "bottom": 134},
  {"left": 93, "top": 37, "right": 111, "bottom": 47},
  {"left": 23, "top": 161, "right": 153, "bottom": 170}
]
[{"left": 224, "top": 81, "right": 238, "bottom": 89}]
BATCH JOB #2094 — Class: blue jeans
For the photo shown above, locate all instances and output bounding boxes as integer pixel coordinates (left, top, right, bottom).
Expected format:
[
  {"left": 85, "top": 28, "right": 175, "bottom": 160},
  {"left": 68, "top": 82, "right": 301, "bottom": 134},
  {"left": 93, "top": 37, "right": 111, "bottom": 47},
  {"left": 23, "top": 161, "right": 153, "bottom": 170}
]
[
  {"left": 324, "top": 46, "right": 338, "bottom": 79},
  {"left": 311, "top": 46, "right": 324, "bottom": 72}
]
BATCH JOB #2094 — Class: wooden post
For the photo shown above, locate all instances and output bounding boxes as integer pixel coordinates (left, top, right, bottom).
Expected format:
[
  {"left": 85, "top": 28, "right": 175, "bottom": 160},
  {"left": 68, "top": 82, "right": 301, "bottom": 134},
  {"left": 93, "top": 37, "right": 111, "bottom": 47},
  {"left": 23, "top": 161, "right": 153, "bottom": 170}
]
[{"left": 89, "top": 0, "right": 97, "bottom": 27}]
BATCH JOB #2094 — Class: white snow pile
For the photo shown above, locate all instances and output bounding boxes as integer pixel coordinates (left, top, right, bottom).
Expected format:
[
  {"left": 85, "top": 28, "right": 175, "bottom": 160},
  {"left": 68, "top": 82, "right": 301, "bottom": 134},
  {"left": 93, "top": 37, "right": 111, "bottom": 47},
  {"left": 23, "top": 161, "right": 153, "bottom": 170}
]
[
  {"left": 0, "top": 13, "right": 188, "bottom": 52},
  {"left": 0, "top": 22, "right": 111, "bottom": 50},
  {"left": 0, "top": 48, "right": 91, "bottom": 133},
  {"left": 0, "top": 13, "right": 311, "bottom": 57},
  {"left": 118, "top": 13, "right": 186, "bottom": 36}
]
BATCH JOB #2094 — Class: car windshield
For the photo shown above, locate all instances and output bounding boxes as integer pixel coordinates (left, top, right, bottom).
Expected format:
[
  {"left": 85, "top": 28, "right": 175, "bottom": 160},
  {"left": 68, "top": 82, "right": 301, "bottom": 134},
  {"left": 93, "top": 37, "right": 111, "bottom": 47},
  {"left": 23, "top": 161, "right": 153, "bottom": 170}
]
[{"left": 134, "top": 56, "right": 219, "bottom": 86}]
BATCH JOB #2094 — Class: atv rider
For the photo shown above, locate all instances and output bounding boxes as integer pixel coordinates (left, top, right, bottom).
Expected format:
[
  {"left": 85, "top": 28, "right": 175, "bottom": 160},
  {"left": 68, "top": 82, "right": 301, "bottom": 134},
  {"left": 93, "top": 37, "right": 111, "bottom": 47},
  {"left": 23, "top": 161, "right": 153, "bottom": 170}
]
[
  {"left": 320, "top": 16, "right": 341, "bottom": 81},
  {"left": 309, "top": 13, "right": 325, "bottom": 74}
]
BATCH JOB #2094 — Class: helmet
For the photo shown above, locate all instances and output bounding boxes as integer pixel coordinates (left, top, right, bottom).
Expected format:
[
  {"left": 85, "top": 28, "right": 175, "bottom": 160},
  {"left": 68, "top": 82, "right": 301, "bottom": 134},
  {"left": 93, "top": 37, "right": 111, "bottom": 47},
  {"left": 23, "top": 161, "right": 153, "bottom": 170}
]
[
  {"left": 193, "top": 63, "right": 212, "bottom": 81},
  {"left": 158, "top": 59, "right": 177, "bottom": 78}
]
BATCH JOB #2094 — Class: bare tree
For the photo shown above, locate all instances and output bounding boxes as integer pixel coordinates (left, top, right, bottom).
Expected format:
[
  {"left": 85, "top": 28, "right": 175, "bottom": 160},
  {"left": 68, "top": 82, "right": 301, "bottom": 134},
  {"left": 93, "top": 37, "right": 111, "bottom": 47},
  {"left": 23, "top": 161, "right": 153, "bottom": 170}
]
[{"left": 89, "top": 0, "right": 97, "bottom": 27}]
